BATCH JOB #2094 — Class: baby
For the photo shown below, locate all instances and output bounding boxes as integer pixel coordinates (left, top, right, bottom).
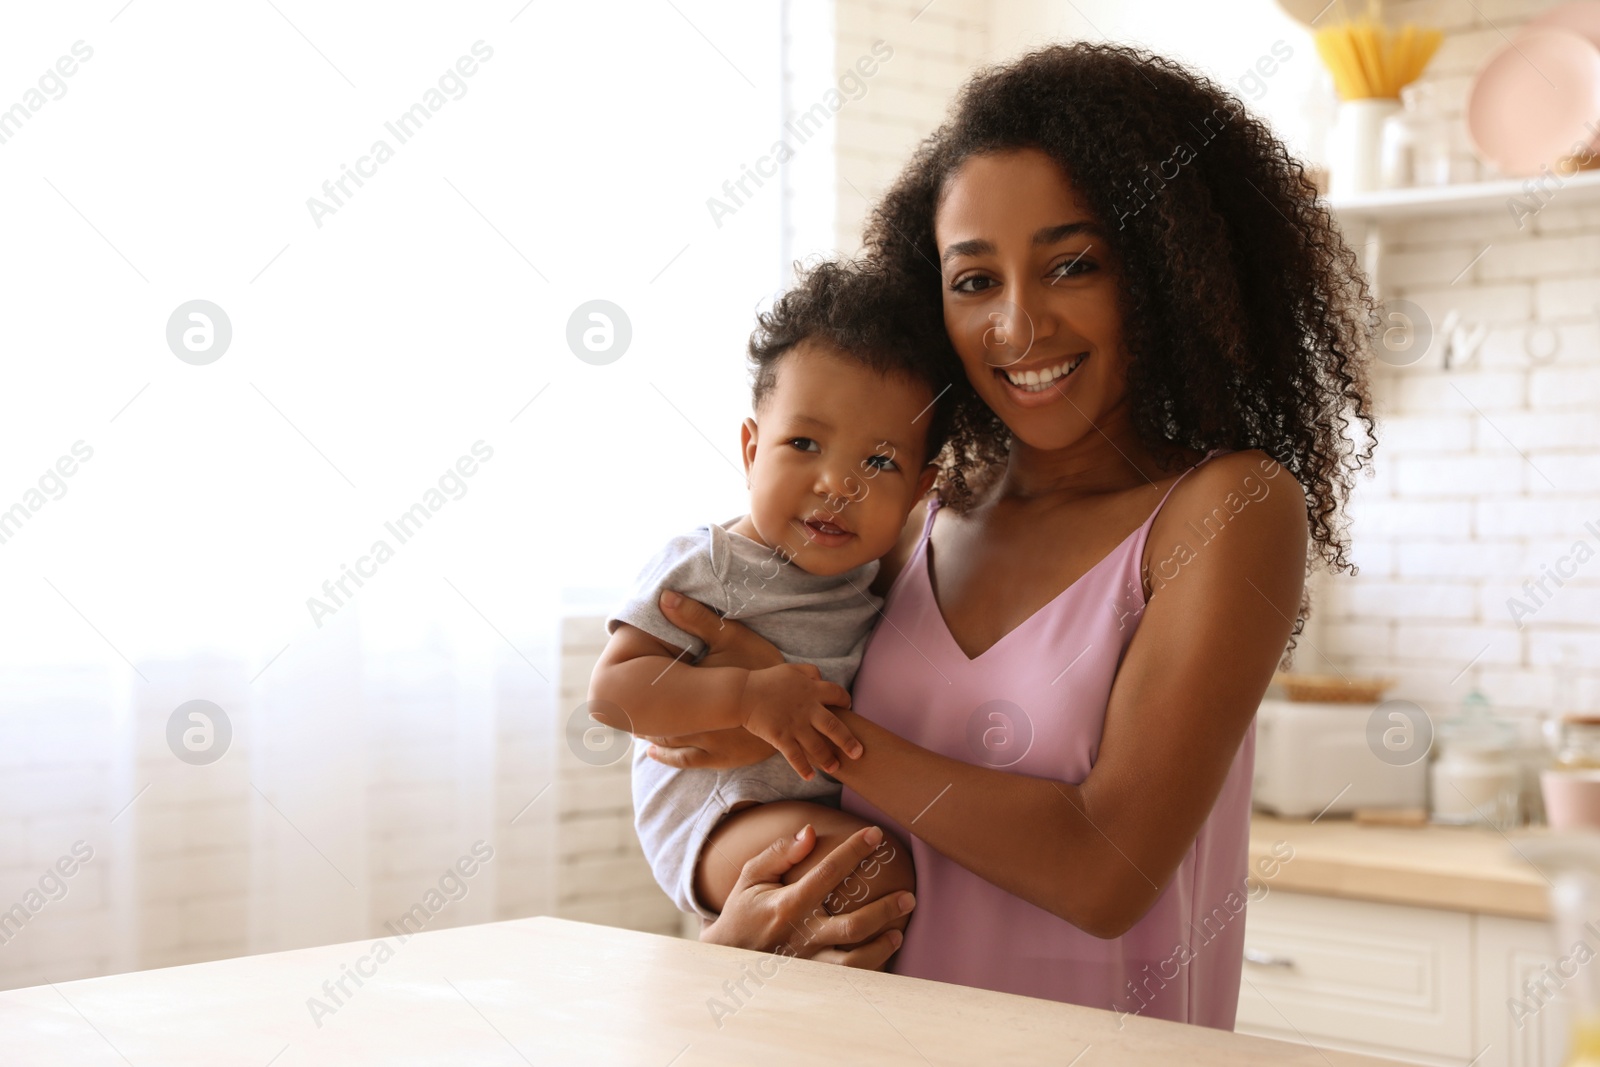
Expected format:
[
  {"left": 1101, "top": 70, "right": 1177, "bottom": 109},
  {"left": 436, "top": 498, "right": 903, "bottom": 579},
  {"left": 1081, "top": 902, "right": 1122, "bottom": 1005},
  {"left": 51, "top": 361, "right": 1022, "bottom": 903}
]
[{"left": 588, "top": 259, "right": 951, "bottom": 959}]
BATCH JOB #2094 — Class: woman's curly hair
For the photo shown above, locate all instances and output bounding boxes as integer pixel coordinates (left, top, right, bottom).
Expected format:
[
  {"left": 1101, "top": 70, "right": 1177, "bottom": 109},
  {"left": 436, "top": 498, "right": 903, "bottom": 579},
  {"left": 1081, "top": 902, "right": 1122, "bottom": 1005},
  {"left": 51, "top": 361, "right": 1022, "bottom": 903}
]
[{"left": 863, "top": 41, "right": 1377, "bottom": 593}]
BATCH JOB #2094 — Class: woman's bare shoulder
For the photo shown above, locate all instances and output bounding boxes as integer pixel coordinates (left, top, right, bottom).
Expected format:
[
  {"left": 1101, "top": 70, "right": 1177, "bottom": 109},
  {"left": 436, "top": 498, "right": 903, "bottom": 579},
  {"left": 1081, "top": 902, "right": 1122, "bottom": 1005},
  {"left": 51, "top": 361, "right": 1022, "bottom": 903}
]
[{"left": 1153, "top": 449, "right": 1308, "bottom": 565}]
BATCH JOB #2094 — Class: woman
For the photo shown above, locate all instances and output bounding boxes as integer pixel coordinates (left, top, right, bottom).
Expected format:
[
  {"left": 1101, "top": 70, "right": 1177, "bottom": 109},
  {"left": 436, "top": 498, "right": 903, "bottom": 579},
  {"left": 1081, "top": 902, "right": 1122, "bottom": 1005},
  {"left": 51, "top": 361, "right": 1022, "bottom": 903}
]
[{"left": 640, "top": 41, "right": 1374, "bottom": 1029}]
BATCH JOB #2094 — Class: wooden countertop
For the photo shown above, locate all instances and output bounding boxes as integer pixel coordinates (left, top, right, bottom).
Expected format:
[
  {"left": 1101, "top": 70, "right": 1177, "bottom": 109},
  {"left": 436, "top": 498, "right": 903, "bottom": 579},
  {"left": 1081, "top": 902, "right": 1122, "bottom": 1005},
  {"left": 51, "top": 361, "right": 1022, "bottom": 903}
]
[
  {"left": 1251, "top": 813, "right": 1552, "bottom": 919},
  {"left": 0, "top": 915, "right": 1411, "bottom": 1064}
]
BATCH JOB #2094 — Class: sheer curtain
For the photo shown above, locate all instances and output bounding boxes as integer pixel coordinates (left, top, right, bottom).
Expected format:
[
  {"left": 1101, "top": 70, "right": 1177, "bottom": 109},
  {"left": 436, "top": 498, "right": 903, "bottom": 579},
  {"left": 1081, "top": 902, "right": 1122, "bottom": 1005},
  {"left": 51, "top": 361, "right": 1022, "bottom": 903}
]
[{"left": 0, "top": 0, "right": 803, "bottom": 988}]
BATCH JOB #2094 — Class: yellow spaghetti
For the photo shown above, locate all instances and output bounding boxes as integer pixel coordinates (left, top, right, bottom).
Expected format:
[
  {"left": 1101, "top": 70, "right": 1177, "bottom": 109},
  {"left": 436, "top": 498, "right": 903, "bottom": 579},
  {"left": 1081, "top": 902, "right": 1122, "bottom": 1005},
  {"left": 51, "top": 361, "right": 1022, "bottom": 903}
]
[{"left": 1314, "top": 0, "right": 1443, "bottom": 100}]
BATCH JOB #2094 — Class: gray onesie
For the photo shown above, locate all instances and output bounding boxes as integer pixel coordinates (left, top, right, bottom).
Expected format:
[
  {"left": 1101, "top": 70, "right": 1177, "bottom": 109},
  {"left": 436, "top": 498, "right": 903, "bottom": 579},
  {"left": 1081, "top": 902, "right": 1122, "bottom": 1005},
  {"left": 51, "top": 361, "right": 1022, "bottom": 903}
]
[{"left": 605, "top": 514, "right": 882, "bottom": 919}]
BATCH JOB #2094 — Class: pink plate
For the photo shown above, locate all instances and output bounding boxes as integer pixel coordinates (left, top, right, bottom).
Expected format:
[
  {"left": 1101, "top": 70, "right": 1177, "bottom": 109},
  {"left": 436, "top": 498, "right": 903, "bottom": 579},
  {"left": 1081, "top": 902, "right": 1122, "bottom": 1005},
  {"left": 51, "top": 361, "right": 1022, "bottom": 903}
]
[
  {"left": 1530, "top": 0, "right": 1600, "bottom": 49},
  {"left": 1528, "top": 0, "right": 1600, "bottom": 154},
  {"left": 1466, "top": 26, "right": 1600, "bottom": 177}
]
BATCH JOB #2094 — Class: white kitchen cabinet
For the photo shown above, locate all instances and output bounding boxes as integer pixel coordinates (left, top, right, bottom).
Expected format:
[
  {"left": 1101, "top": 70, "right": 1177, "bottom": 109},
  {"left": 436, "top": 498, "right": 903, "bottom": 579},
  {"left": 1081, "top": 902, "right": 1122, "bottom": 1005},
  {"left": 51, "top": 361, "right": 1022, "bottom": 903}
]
[
  {"left": 1475, "top": 914, "right": 1572, "bottom": 1067},
  {"left": 1237, "top": 889, "right": 1474, "bottom": 1064},
  {"left": 1238, "top": 892, "right": 1579, "bottom": 1067}
]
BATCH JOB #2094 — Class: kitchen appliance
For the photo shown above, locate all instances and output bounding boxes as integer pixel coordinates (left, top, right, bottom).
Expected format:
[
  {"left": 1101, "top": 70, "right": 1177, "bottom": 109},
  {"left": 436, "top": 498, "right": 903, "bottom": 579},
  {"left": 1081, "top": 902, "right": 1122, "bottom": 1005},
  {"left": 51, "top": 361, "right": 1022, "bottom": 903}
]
[{"left": 1253, "top": 697, "right": 1429, "bottom": 818}]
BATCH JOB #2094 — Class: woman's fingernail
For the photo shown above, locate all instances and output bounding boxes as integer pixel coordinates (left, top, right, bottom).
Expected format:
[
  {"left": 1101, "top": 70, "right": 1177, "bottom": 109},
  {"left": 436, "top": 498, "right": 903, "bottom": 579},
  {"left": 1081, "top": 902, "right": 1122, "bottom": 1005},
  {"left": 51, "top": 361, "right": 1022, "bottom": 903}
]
[
  {"left": 865, "top": 826, "right": 883, "bottom": 846},
  {"left": 795, "top": 823, "right": 811, "bottom": 841},
  {"left": 661, "top": 590, "right": 682, "bottom": 608},
  {"left": 851, "top": 744, "right": 864, "bottom": 759},
  {"left": 898, "top": 893, "right": 916, "bottom": 914},
  {"left": 887, "top": 930, "right": 903, "bottom": 947}
]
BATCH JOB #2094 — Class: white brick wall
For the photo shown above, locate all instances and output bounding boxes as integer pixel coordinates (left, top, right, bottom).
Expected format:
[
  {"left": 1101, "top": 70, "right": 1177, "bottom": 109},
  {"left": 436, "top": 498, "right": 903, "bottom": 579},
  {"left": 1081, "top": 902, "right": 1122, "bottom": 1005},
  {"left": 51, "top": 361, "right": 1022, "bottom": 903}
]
[
  {"left": 833, "top": 0, "right": 991, "bottom": 253},
  {"left": 1321, "top": 1, "right": 1600, "bottom": 719}
]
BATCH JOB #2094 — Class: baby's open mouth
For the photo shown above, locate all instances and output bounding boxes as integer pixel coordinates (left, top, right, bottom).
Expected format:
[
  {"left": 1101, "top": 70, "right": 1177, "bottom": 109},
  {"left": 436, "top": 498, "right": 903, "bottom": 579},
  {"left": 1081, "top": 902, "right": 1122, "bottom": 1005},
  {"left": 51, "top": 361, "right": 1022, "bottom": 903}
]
[{"left": 796, "top": 518, "right": 852, "bottom": 541}]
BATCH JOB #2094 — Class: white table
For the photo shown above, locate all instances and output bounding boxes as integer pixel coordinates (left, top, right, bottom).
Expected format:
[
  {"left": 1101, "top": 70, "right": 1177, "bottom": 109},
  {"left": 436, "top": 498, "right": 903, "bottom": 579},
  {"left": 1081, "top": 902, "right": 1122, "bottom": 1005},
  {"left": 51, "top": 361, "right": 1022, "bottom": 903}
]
[{"left": 0, "top": 916, "right": 1408, "bottom": 1064}]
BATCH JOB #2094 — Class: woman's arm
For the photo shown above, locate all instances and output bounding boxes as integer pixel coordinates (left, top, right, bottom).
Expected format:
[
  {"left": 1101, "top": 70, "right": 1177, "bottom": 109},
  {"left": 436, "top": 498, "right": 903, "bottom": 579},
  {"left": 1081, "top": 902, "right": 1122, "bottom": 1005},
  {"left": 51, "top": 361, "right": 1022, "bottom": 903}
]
[{"left": 656, "top": 454, "right": 1307, "bottom": 938}]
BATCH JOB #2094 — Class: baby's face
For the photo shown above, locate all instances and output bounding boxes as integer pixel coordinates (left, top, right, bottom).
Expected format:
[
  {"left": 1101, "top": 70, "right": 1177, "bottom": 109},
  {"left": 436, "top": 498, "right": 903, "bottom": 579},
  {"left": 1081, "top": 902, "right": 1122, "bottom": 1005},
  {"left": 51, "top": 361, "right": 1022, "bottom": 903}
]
[{"left": 737, "top": 339, "right": 940, "bottom": 576}]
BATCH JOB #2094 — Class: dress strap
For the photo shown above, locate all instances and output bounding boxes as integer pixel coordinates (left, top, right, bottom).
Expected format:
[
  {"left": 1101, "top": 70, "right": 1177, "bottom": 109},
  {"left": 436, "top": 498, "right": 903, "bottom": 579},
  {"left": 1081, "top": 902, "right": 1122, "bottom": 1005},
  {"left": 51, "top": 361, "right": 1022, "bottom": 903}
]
[
  {"left": 922, "top": 489, "right": 942, "bottom": 538},
  {"left": 1141, "top": 447, "right": 1233, "bottom": 531}
]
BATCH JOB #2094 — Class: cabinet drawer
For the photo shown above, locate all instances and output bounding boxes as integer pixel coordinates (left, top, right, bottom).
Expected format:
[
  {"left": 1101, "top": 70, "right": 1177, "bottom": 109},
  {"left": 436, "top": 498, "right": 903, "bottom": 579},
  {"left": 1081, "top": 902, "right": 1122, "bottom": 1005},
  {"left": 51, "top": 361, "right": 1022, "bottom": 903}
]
[
  {"left": 1237, "top": 890, "right": 1473, "bottom": 1062},
  {"left": 1475, "top": 914, "right": 1572, "bottom": 1067}
]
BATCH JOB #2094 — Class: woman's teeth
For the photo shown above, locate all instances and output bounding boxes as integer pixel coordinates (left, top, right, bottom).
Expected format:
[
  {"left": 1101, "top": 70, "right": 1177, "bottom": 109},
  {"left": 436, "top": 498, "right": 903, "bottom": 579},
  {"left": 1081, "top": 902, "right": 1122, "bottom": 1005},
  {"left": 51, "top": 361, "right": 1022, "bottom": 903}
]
[{"left": 1001, "top": 353, "right": 1088, "bottom": 392}]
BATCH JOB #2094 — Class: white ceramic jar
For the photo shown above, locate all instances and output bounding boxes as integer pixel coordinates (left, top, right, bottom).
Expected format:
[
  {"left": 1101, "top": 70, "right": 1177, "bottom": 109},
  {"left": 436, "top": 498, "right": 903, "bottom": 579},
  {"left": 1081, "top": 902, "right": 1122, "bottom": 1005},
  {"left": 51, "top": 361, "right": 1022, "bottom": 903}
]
[{"left": 1329, "top": 98, "right": 1402, "bottom": 198}]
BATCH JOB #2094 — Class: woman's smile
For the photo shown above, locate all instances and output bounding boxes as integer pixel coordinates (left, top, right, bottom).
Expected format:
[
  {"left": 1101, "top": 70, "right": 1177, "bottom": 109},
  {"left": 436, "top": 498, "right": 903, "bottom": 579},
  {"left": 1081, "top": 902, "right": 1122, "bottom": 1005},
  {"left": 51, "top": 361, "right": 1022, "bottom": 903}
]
[{"left": 993, "top": 352, "right": 1091, "bottom": 404}]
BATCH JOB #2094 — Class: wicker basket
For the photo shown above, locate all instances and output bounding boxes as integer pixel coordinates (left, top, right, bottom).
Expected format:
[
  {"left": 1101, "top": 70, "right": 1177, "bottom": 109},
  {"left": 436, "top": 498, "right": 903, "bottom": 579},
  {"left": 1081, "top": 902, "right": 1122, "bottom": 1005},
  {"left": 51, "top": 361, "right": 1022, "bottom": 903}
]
[{"left": 1271, "top": 671, "right": 1395, "bottom": 704}]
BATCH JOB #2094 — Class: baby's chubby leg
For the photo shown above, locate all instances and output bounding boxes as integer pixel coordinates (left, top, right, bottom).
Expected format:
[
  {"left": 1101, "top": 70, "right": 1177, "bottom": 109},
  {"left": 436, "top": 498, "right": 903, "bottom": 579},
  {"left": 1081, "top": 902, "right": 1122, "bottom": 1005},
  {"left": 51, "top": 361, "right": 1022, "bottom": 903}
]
[{"left": 693, "top": 799, "right": 917, "bottom": 961}]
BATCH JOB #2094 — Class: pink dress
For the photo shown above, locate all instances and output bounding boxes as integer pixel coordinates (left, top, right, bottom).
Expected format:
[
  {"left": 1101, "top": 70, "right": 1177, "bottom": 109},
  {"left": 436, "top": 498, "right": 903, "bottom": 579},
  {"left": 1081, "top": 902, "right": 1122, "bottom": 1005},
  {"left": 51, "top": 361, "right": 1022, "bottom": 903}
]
[{"left": 841, "top": 450, "right": 1256, "bottom": 1030}]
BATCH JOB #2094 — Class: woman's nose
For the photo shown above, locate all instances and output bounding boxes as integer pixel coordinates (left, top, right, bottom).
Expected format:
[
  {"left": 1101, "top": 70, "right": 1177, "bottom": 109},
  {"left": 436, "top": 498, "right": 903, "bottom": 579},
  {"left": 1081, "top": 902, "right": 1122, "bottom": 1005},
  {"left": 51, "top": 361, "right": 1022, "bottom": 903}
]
[
  {"left": 982, "top": 295, "right": 1051, "bottom": 368},
  {"left": 1007, "top": 285, "right": 1059, "bottom": 356}
]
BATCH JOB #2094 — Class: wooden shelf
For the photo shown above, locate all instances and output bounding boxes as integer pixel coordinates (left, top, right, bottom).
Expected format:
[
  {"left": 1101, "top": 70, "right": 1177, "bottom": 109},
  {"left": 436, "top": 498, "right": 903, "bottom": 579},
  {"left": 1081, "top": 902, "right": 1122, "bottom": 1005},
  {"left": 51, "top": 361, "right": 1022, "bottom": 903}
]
[{"left": 1325, "top": 168, "right": 1600, "bottom": 223}]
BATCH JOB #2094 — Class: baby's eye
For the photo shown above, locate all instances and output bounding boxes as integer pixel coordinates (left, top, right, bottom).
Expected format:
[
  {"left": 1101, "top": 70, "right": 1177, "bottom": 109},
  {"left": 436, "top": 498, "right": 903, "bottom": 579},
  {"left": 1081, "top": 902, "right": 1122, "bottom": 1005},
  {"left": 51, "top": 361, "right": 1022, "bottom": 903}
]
[
  {"left": 864, "top": 454, "right": 898, "bottom": 472},
  {"left": 787, "top": 437, "right": 820, "bottom": 453}
]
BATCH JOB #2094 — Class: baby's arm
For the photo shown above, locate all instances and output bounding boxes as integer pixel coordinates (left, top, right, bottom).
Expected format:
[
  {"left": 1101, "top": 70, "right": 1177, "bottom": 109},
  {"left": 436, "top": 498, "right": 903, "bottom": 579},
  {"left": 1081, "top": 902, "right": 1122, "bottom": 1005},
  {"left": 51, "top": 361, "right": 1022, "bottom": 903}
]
[{"left": 588, "top": 622, "right": 862, "bottom": 779}]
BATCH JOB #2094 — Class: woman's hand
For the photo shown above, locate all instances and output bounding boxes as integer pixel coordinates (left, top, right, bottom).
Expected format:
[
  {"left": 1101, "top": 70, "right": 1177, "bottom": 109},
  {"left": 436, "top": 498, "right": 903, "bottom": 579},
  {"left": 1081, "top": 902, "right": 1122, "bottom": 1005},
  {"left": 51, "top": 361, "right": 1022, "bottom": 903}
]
[
  {"left": 701, "top": 822, "right": 910, "bottom": 969},
  {"left": 659, "top": 589, "right": 787, "bottom": 671}
]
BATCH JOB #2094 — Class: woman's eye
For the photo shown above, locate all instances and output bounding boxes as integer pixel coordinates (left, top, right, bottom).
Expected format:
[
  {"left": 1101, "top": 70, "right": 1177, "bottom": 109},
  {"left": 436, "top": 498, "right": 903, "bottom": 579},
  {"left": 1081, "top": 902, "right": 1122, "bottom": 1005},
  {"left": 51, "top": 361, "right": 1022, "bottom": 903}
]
[
  {"left": 787, "top": 437, "right": 819, "bottom": 453},
  {"left": 864, "top": 455, "right": 898, "bottom": 472},
  {"left": 950, "top": 274, "right": 995, "bottom": 294},
  {"left": 1050, "top": 255, "right": 1097, "bottom": 281}
]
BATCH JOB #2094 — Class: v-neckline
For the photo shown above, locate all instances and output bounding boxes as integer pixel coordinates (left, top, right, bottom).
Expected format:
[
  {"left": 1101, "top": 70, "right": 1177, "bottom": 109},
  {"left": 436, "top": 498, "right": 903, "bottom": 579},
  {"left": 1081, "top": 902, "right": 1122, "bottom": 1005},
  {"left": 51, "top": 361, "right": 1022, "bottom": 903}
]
[
  {"left": 913, "top": 449, "right": 1222, "bottom": 664},
  {"left": 920, "top": 517, "right": 1139, "bottom": 663}
]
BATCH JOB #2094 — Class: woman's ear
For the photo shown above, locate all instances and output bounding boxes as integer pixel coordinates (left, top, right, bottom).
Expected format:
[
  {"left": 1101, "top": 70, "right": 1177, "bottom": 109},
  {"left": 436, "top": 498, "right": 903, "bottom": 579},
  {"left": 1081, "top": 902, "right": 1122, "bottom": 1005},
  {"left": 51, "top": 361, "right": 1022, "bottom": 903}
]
[{"left": 740, "top": 417, "right": 758, "bottom": 487}]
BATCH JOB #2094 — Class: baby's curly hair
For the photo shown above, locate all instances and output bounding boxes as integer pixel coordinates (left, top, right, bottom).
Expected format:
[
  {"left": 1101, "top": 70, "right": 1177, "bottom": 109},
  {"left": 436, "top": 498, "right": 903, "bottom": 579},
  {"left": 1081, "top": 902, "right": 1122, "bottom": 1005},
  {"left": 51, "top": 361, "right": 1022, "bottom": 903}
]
[
  {"left": 863, "top": 41, "right": 1377, "bottom": 582},
  {"left": 748, "top": 257, "right": 959, "bottom": 469}
]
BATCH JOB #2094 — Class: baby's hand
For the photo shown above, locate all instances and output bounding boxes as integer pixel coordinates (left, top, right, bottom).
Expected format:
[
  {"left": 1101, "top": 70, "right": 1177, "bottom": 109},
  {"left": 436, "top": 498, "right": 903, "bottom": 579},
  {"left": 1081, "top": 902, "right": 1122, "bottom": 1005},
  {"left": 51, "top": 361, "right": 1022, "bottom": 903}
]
[{"left": 738, "top": 663, "right": 860, "bottom": 780}]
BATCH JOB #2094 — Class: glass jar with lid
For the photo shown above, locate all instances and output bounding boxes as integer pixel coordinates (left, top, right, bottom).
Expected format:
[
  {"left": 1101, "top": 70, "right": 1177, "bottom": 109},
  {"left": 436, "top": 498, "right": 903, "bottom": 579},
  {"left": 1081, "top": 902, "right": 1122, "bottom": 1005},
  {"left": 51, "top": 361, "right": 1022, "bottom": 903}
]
[
  {"left": 1430, "top": 689, "right": 1520, "bottom": 828},
  {"left": 1558, "top": 717, "right": 1600, "bottom": 770}
]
